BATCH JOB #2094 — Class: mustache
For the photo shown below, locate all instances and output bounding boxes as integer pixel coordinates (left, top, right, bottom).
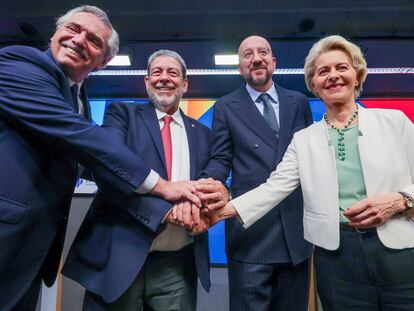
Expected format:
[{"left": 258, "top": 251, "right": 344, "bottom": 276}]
[
  {"left": 249, "top": 64, "right": 267, "bottom": 70},
  {"left": 155, "top": 82, "right": 174, "bottom": 88},
  {"left": 61, "top": 40, "right": 88, "bottom": 60}
]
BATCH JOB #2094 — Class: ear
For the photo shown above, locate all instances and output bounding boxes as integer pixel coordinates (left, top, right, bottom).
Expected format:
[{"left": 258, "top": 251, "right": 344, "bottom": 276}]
[
  {"left": 96, "top": 56, "right": 111, "bottom": 71},
  {"left": 182, "top": 78, "right": 189, "bottom": 93},
  {"left": 237, "top": 63, "right": 242, "bottom": 75},
  {"left": 310, "top": 80, "right": 317, "bottom": 94}
]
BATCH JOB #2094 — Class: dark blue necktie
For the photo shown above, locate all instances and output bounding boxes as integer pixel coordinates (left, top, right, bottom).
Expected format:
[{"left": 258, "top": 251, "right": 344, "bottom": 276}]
[
  {"left": 259, "top": 93, "right": 279, "bottom": 138},
  {"left": 70, "top": 84, "right": 79, "bottom": 113}
]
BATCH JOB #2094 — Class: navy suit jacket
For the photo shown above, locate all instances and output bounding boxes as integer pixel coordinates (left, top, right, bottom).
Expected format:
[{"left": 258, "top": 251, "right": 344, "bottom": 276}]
[
  {"left": 0, "top": 46, "right": 161, "bottom": 309},
  {"left": 63, "top": 102, "right": 211, "bottom": 303},
  {"left": 201, "top": 84, "right": 313, "bottom": 265}
]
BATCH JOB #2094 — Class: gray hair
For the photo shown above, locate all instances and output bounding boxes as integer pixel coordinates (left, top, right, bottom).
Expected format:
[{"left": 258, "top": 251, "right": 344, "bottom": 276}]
[
  {"left": 147, "top": 50, "right": 187, "bottom": 79},
  {"left": 56, "top": 5, "right": 119, "bottom": 60},
  {"left": 304, "top": 35, "right": 367, "bottom": 98}
]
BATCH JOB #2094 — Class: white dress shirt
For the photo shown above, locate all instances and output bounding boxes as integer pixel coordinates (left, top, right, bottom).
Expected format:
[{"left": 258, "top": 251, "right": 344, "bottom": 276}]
[{"left": 150, "top": 108, "right": 193, "bottom": 251}]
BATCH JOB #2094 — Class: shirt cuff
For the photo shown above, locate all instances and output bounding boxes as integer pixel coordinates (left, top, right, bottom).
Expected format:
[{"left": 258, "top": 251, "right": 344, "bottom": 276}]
[
  {"left": 136, "top": 170, "right": 159, "bottom": 194},
  {"left": 161, "top": 208, "right": 172, "bottom": 223}
]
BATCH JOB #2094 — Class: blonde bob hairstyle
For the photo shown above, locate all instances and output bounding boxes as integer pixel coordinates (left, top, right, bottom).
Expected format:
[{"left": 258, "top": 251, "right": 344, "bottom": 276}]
[{"left": 304, "top": 35, "right": 367, "bottom": 98}]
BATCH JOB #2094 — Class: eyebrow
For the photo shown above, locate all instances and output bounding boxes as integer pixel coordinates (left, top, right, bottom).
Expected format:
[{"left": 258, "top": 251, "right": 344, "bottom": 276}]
[
  {"left": 65, "top": 22, "right": 104, "bottom": 47},
  {"left": 150, "top": 66, "right": 180, "bottom": 72}
]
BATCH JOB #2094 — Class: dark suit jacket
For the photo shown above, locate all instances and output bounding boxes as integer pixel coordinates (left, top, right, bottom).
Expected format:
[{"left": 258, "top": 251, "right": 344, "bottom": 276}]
[
  {"left": 63, "top": 102, "right": 211, "bottom": 303},
  {"left": 0, "top": 46, "right": 158, "bottom": 310},
  {"left": 201, "top": 84, "right": 313, "bottom": 265}
]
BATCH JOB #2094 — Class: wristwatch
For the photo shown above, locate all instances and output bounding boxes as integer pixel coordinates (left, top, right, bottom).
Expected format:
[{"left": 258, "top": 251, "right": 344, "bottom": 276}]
[{"left": 398, "top": 191, "right": 414, "bottom": 212}]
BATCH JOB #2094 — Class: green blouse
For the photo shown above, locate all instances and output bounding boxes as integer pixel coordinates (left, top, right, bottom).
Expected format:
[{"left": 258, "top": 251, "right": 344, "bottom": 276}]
[{"left": 328, "top": 125, "right": 367, "bottom": 222}]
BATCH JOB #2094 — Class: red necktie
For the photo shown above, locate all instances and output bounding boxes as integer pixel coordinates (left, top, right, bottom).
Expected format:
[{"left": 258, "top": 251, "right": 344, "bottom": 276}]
[{"left": 161, "top": 115, "right": 173, "bottom": 180}]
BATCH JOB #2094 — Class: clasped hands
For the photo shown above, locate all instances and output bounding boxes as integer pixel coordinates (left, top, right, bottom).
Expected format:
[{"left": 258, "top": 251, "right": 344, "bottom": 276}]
[
  {"left": 164, "top": 178, "right": 230, "bottom": 235},
  {"left": 344, "top": 192, "right": 407, "bottom": 228}
]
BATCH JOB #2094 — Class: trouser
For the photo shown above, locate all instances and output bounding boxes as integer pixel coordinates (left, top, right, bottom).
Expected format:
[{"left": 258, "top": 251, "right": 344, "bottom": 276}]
[
  {"left": 228, "top": 257, "right": 310, "bottom": 311},
  {"left": 314, "top": 223, "right": 414, "bottom": 311},
  {"left": 11, "top": 275, "right": 42, "bottom": 311},
  {"left": 84, "top": 244, "right": 197, "bottom": 311}
]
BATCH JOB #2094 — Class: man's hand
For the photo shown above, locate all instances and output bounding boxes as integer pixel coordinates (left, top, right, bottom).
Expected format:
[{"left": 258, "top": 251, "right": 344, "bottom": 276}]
[
  {"left": 189, "top": 209, "right": 210, "bottom": 236},
  {"left": 343, "top": 192, "right": 406, "bottom": 228},
  {"left": 168, "top": 201, "right": 210, "bottom": 234},
  {"left": 170, "top": 200, "right": 194, "bottom": 230},
  {"left": 151, "top": 178, "right": 201, "bottom": 208},
  {"left": 194, "top": 178, "right": 229, "bottom": 211}
]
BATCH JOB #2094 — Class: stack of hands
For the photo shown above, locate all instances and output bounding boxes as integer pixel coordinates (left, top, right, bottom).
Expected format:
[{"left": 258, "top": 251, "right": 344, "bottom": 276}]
[
  {"left": 155, "top": 178, "right": 412, "bottom": 236},
  {"left": 159, "top": 178, "right": 231, "bottom": 235}
]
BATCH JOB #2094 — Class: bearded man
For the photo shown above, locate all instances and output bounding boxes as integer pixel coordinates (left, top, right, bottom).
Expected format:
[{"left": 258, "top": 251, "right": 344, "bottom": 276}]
[
  {"left": 198, "top": 36, "right": 313, "bottom": 311},
  {"left": 63, "top": 49, "right": 224, "bottom": 311}
]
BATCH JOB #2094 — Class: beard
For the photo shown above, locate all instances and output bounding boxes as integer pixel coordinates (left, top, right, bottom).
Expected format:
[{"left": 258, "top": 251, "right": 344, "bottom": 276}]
[
  {"left": 147, "top": 85, "right": 184, "bottom": 113},
  {"left": 245, "top": 70, "right": 272, "bottom": 88}
]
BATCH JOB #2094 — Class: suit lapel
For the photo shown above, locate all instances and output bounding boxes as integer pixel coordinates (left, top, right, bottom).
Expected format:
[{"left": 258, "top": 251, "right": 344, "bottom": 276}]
[
  {"left": 80, "top": 85, "right": 91, "bottom": 121},
  {"left": 276, "top": 85, "right": 298, "bottom": 159},
  {"left": 228, "top": 86, "right": 278, "bottom": 150},
  {"left": 181, "top": 109, "right": 197, "bottom": 179},
  {"left": 276, "top": 85, "right": 295, "bottom": 140},
  {"left": 356, "top": 108, "right": 378, "bottom": 197},
  {"left": 138, "top": 104, "right": 167, "bottom": 173}
]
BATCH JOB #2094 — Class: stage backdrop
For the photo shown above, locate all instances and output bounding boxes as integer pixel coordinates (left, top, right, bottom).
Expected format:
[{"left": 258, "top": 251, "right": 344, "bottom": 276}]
[{"left": 76, "top": 98, "right": 414, "bottom": 264}]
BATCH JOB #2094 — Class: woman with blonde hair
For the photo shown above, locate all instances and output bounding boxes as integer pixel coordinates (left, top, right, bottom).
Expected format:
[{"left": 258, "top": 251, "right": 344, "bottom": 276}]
[{"left": 209, "top": 35, "right": 414, "bottom": 310}]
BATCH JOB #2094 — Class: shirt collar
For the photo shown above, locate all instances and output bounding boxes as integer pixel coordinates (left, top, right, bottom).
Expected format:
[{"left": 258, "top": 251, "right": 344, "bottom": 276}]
[
  {"left": 155, "top": 107, "right": 184, "bottom": 127},
  {"left": 245, "top": 82, "right": 279, "bottom": 104},
  {"left": 68, "top": 78, "right": 84, "bottom": 93}
]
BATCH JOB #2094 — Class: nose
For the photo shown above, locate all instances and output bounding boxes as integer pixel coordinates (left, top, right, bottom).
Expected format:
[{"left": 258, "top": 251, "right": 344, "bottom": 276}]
[
  {"left": 159, "top": 70, "right": 170, "bottom": 82},
  {"left": 327, "top": 68, "right": 339, "bottom": 80},
  {"left": 72, "top": 31, "right": 87, "bottom": 47},
  {"left": 251, "top": 50, "right": 263, "bottom": 64}
]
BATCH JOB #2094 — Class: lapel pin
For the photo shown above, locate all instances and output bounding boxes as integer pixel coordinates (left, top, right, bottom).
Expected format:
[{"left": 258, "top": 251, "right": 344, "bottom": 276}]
[{"left": 191, "top": 123, "right": 195, "bottom": 128}]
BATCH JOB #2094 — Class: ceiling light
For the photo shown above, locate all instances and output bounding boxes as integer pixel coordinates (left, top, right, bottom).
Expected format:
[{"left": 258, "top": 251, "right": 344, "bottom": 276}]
[
  {"left": 91, "top": 67, "right": 414, "bottom": 76},
  {"left": 214, "top": 54, "right": 239, "bottom": 65},
  {"left": 107, "top": 55, "right": 131, "bottom": 66}
]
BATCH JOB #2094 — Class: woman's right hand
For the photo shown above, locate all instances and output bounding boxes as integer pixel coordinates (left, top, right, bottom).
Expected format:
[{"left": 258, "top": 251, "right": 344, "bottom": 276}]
[{"left": 208, "top": 202, "right": 239, "bottom": 227}]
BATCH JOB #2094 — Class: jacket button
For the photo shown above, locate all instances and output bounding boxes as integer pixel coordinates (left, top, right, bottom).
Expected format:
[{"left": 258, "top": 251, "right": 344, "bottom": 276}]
[{"left": 252, "top": 144, "right": 259, "bottom": 149}]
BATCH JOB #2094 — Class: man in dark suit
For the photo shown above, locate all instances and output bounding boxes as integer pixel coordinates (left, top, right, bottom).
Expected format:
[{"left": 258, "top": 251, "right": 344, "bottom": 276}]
[
  {"left": 199, "top": 36, "right": 314, "bottom": 311},
  {"left": 0, "top": 7, "right": 200, "bottom": 311},
  {"left": 63, "top": 50, "right": 220, "bottom": 311}
]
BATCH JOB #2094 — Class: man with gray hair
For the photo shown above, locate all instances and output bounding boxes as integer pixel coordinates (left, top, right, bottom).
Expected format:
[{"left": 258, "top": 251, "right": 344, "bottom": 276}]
[
  {"left": 63, "top": 49, "right": 227, "bottom": 311},
  {"left": 0, "top": 7, "right": 202, "bottom": 311}
]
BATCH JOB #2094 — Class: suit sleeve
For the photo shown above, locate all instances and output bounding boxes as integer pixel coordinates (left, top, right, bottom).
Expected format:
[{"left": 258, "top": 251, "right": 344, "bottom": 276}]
[
  {"left": 198, "top": 100, "right": 233, "bottom": 183},
  {"left": 0, "top": 47, "right": 150, "bottom": 197},
  {"left": 95, "top": 102, "right": 173, "bottom": 232}
]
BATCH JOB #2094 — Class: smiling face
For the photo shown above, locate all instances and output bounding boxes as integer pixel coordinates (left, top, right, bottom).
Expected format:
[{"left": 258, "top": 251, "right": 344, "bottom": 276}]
[
  {"left": 311, "top": 49, "right": 359, "bottom": 107},
  {"left": 238, "top": 36, "right": 276, "bottom": 92},
  {"left": 145, "top": 55, "right": 188, "bottom": 114},
  {"left": 50, "top": 12, "right": 111, "bottom": 82}
]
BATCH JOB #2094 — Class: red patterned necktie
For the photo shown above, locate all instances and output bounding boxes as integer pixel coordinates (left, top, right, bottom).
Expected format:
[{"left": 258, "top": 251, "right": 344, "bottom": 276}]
[{"left": 161, "top": 115, "right": 173, "bottom": 180}]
